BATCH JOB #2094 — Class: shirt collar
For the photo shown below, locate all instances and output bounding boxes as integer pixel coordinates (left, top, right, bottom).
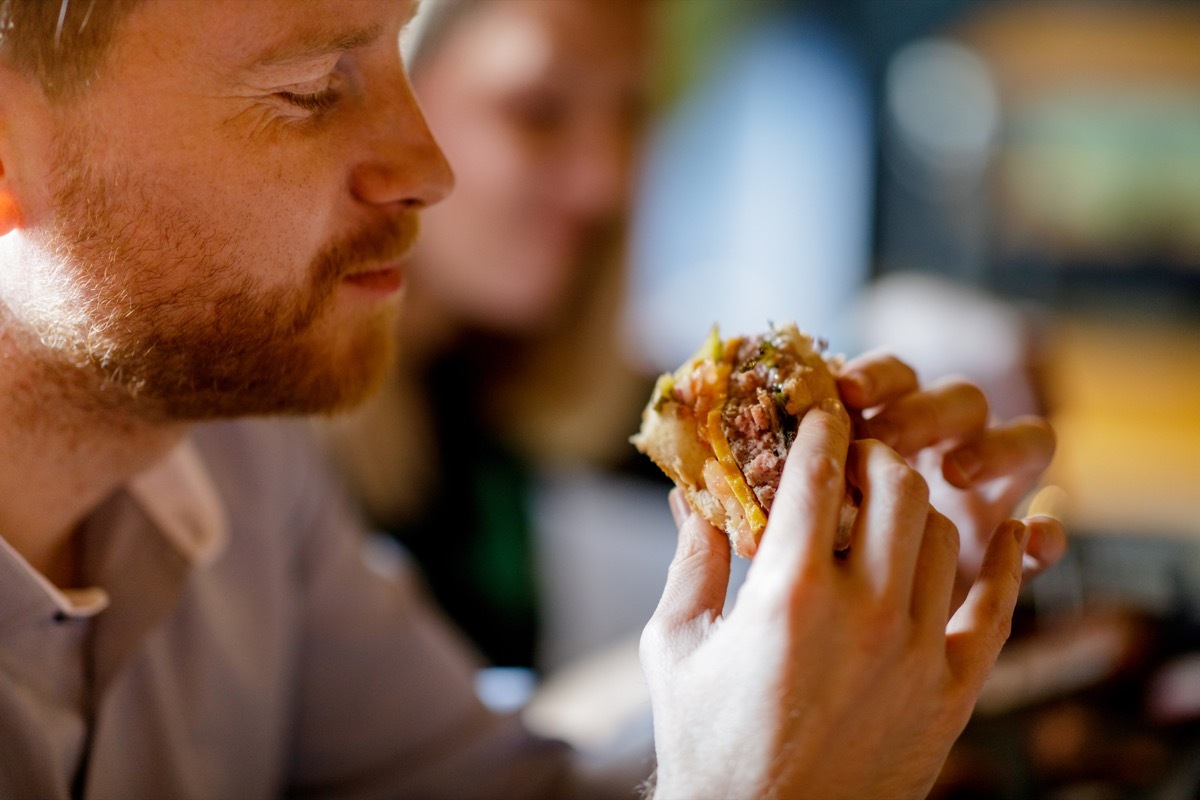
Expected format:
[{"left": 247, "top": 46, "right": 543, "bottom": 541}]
[
  {"left": 0, "top": 534, "right": 112, "bottom": 621},
  {"left": 0, "top": 437, "right": 227, "bottom": 630},
  {"left": 128, "top": 437, "right": 229, "bottom": 568}
]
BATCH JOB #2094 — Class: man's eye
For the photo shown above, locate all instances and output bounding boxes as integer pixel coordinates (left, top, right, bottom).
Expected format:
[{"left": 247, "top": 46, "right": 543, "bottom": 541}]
[{"left": 276, "top": 88, "right": 341, "bottom": 113}]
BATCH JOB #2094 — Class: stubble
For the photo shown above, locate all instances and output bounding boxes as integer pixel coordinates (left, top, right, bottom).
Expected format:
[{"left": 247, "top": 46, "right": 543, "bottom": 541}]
[{"left": 19, "top": 126, "right": 412, "bottom": 421}]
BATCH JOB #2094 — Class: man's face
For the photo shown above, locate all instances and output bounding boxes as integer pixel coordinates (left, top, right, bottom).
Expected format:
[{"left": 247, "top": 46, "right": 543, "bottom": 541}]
[{"left": 0, "top": 0, "right": 451, "bottom": 420}]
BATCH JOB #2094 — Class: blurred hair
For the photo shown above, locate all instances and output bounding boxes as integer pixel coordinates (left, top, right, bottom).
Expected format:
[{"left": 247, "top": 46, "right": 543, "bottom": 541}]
[
  {"left": 486, "top": 221, "right": 646, "bottom": 469},
  {"left": 402, "top": 0, "right": 480, "bottom": 73},
  {"left": 0, "top": 0, "right": 142, "bottom": 99}
]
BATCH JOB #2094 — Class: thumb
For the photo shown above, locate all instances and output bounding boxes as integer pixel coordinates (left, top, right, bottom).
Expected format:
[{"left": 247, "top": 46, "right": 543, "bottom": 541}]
[{"left": 647, "top": 490, "right": 732, "bottom": 652}]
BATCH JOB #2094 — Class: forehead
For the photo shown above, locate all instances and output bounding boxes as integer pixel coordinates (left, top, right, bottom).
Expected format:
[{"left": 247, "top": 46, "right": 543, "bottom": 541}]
[{"left": 107, "top": 0, "right": 414, "bottom": 78}]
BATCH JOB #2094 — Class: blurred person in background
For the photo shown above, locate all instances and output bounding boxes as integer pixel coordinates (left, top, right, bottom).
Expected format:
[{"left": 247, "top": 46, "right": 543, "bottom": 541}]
[{"left": 318, "top": 0, "right": 660, "bottom": 672}]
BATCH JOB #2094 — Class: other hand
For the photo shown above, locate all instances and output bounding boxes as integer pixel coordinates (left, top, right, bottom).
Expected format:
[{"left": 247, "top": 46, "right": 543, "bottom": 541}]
[{"left": 837, "top": 352, "right": 1065, "bottom": 605}]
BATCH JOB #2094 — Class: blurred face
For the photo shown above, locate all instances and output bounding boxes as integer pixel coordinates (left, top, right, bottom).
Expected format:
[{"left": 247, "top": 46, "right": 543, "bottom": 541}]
[
  {"left": 410, "top": 0, "right": 650, "bottom": 333},
  {"left": 0, "top": 0, "right": 452, "bottom": 420}
]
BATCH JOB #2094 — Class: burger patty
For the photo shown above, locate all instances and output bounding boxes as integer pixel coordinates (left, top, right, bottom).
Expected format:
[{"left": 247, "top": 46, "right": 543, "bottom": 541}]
[{"left": 721, "top": 333, "right": 815, "bottom": 512}]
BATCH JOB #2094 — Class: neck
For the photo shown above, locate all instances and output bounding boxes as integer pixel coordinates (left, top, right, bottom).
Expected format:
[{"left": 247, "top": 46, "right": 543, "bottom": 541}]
[{"left": 0, "top": 336, "right": 188, "bottom": 587}]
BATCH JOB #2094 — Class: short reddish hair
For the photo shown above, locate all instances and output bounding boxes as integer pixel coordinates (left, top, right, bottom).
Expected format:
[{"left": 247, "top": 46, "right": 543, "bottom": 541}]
[{"left": 0, "top": 0, "right": 142, "bottom": 99}]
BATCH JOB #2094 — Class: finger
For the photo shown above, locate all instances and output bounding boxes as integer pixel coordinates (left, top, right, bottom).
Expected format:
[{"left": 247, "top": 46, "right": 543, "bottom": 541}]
[
  {"left": 848, "top": 439, "right": 931, "bottom": 603},
  {"left": 837, "top": 352, "right": 919, "bottom": 410},
  {"left": 857, "top": 380, "right": 988, "bottom": 456},
  {"left": 945, "top": 519, "right": 1027, "bottom": 691},
  {"left": 754, "top": 401, "right": 852, "bottom": 574},
  {"left": 942, "top": 416, "right": 1057, "bottom": 488},
  {"left": 647, "top": 508, "right": 732, "bottom": 651},
  {"left": 910, "top": 509, "right": 960, "bottom": 633},
  {"left": 1020, "top": 514, "right": 1068, "bottom": 580},
  {"left": 947, "top": 480, "right": 1039, "bottom": 612}
]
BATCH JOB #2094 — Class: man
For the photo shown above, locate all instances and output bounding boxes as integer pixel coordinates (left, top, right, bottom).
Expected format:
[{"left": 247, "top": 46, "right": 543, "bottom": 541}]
[{"left": 0, "top": 1, "right": 1062, "bottom": 797}]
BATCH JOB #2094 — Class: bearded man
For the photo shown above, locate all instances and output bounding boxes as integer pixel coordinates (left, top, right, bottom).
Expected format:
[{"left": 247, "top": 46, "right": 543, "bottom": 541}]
[{"left": 0, "top": 1, "right": 1063, "bottom": 798}]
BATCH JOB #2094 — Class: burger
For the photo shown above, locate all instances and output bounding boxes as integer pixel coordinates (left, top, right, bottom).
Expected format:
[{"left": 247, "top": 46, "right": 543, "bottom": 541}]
[{"left": 631, "top": 322, "right": 856, "bottom": 558}]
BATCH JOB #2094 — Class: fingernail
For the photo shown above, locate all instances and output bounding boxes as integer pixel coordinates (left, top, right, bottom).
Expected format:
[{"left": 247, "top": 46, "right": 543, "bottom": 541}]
[
  {"left": 1011, "top": 519, "right": 1030, "bottom": 548},
  {"left": 820, "top": 398, "right": 852, "bottom": 431},
  {"left": 820, "top": 397, "right": 847, "bottom": 422},
  {"left": 947, "top": 447, "right": 983, "bottom": 483}
]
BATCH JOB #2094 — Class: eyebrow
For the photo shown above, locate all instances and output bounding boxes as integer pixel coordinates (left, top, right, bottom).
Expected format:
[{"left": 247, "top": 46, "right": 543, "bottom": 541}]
[{"left": 254, "top": 22, "right": 385, "bottom": 68}]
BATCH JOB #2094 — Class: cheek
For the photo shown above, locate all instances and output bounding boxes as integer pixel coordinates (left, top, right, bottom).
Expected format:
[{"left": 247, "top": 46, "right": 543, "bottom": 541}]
[
  {"left": 52, "top": 104, "right": 344, "bottom": 322},
  {"left": 154, "top": 164, "right": 336, "bottom": 296},
  {"left": 132, "top": 113, "right": 339, "bottom": 277}
]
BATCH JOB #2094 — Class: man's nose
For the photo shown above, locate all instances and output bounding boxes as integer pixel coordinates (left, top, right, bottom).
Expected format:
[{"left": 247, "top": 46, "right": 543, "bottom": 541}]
[{"left": 351, "top": 72, "right": 454, "bottom": 210}]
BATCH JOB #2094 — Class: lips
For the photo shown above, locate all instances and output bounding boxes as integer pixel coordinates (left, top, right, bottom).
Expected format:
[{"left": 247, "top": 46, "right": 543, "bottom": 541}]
[
  {"left": 342, "top": 265, "right": 405, "bottom": 294},
  {"left": 329, "top": 213, "right": 421, "bottom": 296}
]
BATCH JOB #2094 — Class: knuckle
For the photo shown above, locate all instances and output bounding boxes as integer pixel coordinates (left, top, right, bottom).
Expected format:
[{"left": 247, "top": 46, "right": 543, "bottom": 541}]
[
  {"left": 859, "top": 442, "right": 930, "bottom": 504},
  {"left": 939, "top": 379, "right": 987, "bottom": 415},
  {"left": 928, "top": 510, "right": 960, "bottom": 556},
  {"left": 956, "top": 381, "right": 989, "bottom": 415},
  {"left": 639, "top": 610, "right": 691, "bottom": 670},
  {"left": 887, "top": 460, "right": 929, "bottom": 505},
  {"left": 641, "top": 611, "right": 667, "bottom": 647},
  {"left": 638, "top": 619, "right": 665, "bottom": 667},
  {"left": 994, "top": 611, "right": 1014, "bottom": 645},
  {"left": 786, "top": 574, "right": 836, "bottom": 616},
  {"left": 978, "top": 592, "right": 1016, "bottom": 648},
  {"left": 800, "top": 452, "right": 844, "bottom": 492}
]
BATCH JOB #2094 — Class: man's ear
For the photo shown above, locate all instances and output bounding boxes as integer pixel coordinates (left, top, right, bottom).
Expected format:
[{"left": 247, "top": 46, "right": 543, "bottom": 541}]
[
  {"left": 0, "top": 62, "right": 29, "bottom": 238},
  {"left": 0, "top": 161, "right": 21, "bottom": 237},
  {"left": 0, "top": 98, "right": 20, "bottom": 236}
]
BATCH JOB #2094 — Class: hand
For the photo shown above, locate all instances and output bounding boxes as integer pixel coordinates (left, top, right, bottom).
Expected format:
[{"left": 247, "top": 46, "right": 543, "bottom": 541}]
[
  {"left": 641, "top": 403, "right": 1027, "bottom": 799},
  {"left": 837, "top": 353, "right": 1065, "bottom": 606}
]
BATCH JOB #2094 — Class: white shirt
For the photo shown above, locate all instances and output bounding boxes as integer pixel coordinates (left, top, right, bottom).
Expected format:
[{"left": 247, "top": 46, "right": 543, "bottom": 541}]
[{"left": 0, "top": 419, "right": 636, "bottom": 799}]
